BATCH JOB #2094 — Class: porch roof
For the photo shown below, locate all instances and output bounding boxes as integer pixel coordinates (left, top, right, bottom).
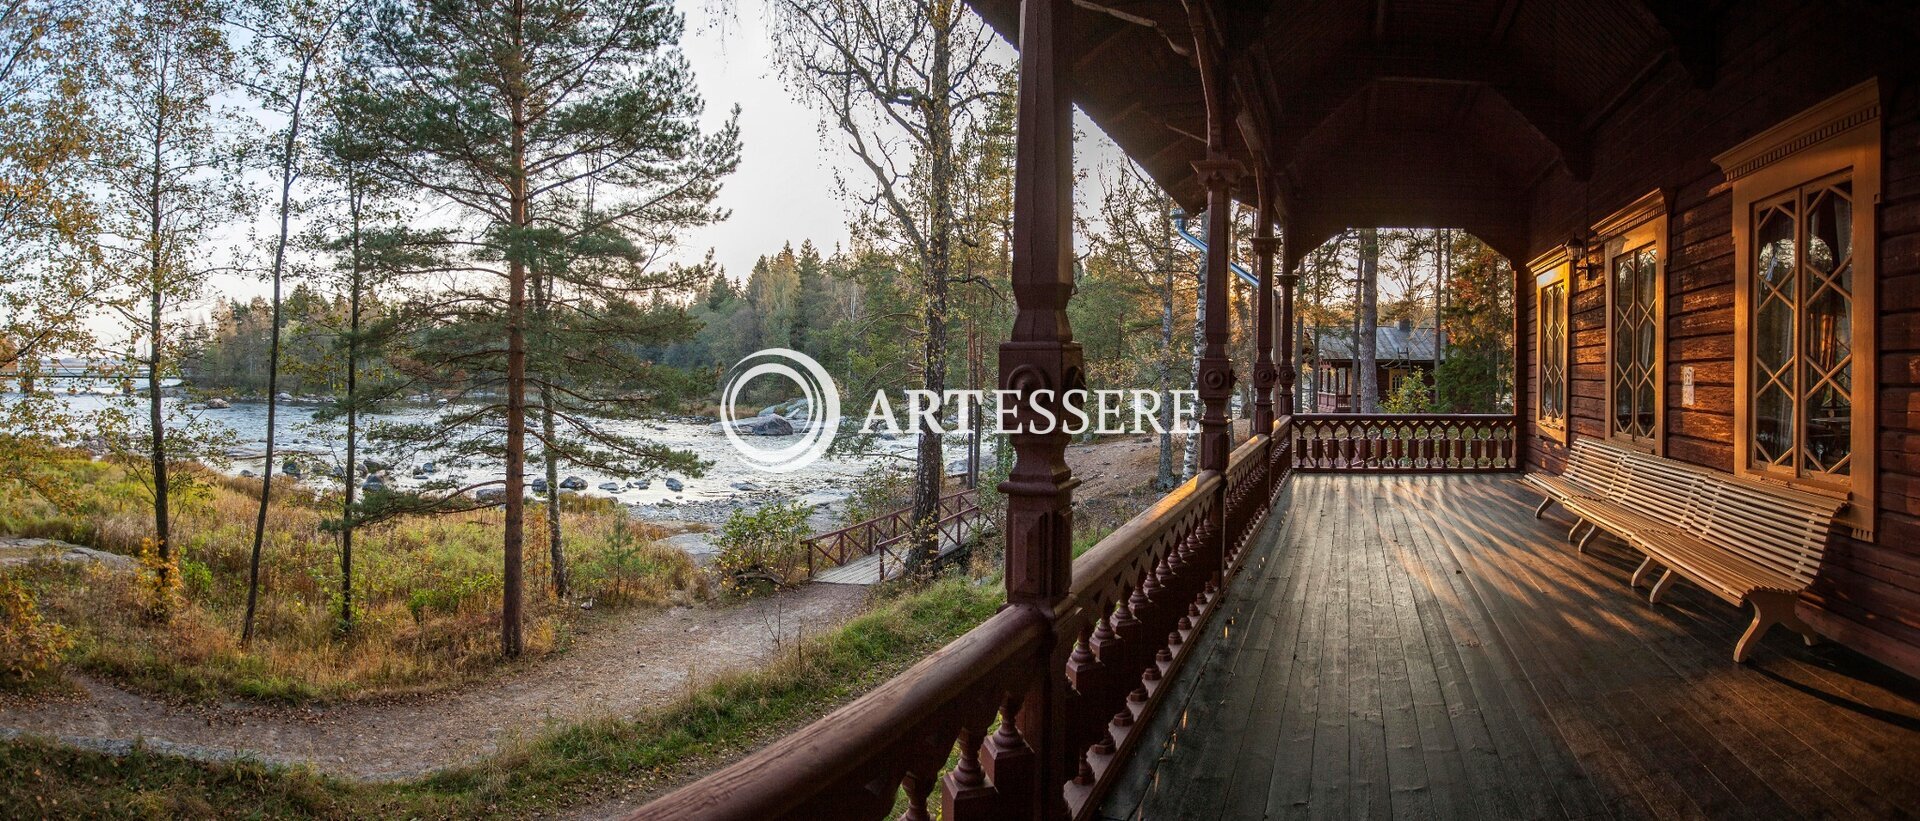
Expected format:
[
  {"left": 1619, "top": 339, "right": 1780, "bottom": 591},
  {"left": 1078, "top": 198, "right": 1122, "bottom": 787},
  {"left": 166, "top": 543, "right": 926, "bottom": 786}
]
[{"left": 965, "top": 0, "right": 1714, "bottom": 263}]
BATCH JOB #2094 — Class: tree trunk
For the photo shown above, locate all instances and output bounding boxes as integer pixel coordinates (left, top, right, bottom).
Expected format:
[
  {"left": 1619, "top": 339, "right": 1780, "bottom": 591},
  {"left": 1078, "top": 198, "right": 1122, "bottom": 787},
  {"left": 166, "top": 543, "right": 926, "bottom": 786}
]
[
  {"left": 906, "top": 12, "right": 954, "bottom": 573},
  {"left": 244, "top": 88, "right": 305, "bottom": 645},
  {"left": 1357, "top": 227, "right": 1380, "bottom": 413},
  {"left": 501, "top": 27, "right": 529, "bottom": 657},
  {"left": 541, "top": 384, "right": 566, "bottom": 598},
  {"left": 340, "top": 186, "right": 363, "bottom": 635},
  {"left": 1183, "top": 256, "right": 1204, "bottom": 478},
  {"left": 146, "top": 116, "right": 171, "bottom": 585},
  {"left": 1155, "top": 198, "right": 1177, "bottom": 490}
]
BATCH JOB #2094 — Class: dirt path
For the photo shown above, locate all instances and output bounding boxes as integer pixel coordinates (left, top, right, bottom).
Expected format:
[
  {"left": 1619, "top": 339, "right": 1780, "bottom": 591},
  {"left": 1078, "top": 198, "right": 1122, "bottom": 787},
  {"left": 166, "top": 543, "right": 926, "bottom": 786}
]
[{"left": 0, "top": 583, "right": 869, "bottom": 782}]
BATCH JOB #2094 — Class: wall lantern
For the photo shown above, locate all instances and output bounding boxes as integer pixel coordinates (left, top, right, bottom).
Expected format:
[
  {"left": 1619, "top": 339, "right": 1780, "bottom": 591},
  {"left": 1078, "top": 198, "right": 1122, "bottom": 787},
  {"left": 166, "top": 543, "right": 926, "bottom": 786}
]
[{"left": 1565, "top": 231, "right": 1600, "bottom": 283}]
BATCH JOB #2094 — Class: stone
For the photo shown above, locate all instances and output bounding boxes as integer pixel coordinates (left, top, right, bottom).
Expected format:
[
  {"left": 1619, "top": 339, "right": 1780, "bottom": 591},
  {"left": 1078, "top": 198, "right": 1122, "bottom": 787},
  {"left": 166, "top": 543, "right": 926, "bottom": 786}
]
[
  {"left": 707, "top": 414, "right": 794, "bottom": 436},
  {"left": 283, "top": 460, "right": 303, "bottom": 477},
  {"left": 276, "top": 391, "right": 294, "bottom": 401},
  {"left": 665, "top": 477, "right": 684, "bottom": 492},
  {"left": 205, "top": 397, "right": 230, "bottom": 409},
  {"left": 421, "top": 461, "right": 438, "bottom": 474},
  {"left": 362, "top": 476, "right": 384, "bottom": 491},
  {"left": 239, "top": 469, "right": 255, "bottom": 478},
  {"left": 598, "top": 481, "right": 620, "bottom": 491},
  {"left": 560, "top": 475, "right": 588, "bottom": 490},
  {"left": 531, "top": 477, "right": 549, "bottom": 493},
  {"left": 636, "top": 478, "right": 651, "bottom": 489},
  {"left": 731, "top": 481, "right": 762, "bottom": 491},
  {"left": 362, "top": 459, "right": 390, "bottom": 474},
  {"left": 475, "top": 487, "right": 507, "bottom": 504}
]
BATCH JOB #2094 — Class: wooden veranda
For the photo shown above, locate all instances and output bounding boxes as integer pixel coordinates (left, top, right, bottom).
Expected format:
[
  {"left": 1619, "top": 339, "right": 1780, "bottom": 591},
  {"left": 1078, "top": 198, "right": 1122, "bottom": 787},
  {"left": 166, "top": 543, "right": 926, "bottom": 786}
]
[
  {"left": 1104, "top": 475, "right": 1920, "bottom": 819},
  {"left": 635, "top": 0, "right": 1920, "bottom": 818}
]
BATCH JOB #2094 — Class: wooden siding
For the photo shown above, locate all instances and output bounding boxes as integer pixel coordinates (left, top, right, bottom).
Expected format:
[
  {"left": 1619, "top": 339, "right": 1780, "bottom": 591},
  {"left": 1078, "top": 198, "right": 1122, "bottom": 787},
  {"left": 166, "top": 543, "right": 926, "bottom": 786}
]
[{"left": 1519, "top": 2, "right": 1920, "bottom": 678}]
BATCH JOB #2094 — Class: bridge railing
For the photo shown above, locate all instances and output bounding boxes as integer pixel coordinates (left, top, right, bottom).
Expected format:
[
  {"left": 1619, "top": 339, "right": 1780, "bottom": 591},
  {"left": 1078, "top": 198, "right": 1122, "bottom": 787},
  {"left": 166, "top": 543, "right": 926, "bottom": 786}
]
[{"left": 803, "top": 488, "right": 983, "bottom": 582}]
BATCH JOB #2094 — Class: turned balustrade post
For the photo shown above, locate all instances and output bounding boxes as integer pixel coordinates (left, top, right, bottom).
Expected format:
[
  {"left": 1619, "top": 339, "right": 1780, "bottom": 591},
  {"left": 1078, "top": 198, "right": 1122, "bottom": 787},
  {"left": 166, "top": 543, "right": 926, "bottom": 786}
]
[
  {"left": 1251, "top": 183, "right": 1278, "bottom": 440},
  {"left": 1279, "top": 254, "right": 1298, "bottom": 418},
  {"left": 972, "top": 0, "right": 1076, "bottom": 815}
]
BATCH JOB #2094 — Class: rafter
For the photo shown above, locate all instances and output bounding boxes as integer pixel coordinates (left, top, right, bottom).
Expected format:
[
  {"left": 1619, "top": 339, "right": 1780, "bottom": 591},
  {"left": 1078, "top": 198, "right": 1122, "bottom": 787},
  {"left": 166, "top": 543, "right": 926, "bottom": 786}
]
[{"left": 1259, "top": 43, "right": 1593, "bottom": 180}]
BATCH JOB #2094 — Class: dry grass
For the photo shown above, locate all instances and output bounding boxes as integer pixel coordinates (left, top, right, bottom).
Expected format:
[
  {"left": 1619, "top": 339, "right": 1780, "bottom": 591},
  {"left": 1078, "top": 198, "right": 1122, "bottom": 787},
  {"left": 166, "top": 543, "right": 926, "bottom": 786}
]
[{"left": 1, "top": 454, "right": 708, "bottom": 703}]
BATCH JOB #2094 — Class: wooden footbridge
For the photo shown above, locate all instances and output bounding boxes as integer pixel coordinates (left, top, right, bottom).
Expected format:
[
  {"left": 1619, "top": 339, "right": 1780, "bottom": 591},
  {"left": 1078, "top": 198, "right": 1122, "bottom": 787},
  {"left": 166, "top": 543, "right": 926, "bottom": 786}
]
[{"left": 805, "top": 489, "right": 985, "bottom": 586}]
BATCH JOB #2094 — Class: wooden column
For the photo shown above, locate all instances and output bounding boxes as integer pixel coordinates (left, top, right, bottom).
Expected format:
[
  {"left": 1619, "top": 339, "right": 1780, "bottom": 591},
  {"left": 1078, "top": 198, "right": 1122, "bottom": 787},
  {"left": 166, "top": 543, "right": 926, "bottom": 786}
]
[
  {"left": 1251, "top": 178, "right": 1279, "bottom": 436},
  {"left": 1192, "top": 162, "right": 1240, "bottom": 477},
  {"left": 1279, "top": 253, "right": 1299, "bottom": 415},
  {"left": 1512, "top": 260, "right": 1530, "bottom": 470},
  {"left": 977, "top": 0, "right": 1076, "bottom": 814}
]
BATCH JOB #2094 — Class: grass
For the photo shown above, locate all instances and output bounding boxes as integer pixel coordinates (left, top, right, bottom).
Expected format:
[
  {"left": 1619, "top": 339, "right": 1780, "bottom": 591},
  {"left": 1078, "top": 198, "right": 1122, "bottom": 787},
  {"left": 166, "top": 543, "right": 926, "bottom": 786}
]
[
  {"left": 0, "top": 573, "right": 1004, "bottom": 819},
  {"left": 0, "top": 453, "right": 706, "bottom": 703}
]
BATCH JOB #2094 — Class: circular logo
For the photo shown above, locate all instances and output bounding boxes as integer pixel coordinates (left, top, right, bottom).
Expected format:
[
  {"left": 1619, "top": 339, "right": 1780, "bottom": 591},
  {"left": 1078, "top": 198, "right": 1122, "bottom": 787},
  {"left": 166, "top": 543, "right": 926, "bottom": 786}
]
[{"left": 720, "top": 348, "right": 840, "bottom": 473}]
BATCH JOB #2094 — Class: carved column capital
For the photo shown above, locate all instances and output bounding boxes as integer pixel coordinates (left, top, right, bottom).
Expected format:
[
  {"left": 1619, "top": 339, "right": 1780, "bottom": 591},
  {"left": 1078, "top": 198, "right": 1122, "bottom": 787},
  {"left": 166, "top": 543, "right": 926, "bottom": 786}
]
[
  {"left": 1249, "top": 236, "right": 1281, "bottom": 256},
  {"left": 1189, "top": 158, "right": 1245, "bottom": 191}
]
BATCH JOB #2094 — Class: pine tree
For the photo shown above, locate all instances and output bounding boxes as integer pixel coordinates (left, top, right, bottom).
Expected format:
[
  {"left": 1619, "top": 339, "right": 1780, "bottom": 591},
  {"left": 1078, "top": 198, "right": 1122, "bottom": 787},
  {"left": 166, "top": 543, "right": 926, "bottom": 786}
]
[{"left": 348, "top": 0, "right": 739, "bottom": 653}]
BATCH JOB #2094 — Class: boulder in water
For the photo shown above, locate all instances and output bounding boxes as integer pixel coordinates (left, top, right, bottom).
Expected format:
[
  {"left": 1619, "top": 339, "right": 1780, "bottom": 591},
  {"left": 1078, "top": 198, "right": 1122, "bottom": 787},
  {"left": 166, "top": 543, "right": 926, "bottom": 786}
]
[
  {"left": 362, "top": 476, "right": 385, "bottom": 491},
  {"left": 560, "top": 475, "right": 587, "bottom": 490},
  {"left": 664, "top": 477, "right": 684, "bottom": 492},
  {"left": 531, "top": 477, "right": 549, "bottom": 493},
  {"left": 421, "top": 461, "right": 438, "bottom": 474},
  {"left": 239, "top": 469, "right": 255, "bottom": 478},
  {"left": 598, "top": 481, "right": 620, "bottom": 491},
  {"left": 474, "top": 487, "right": 507, "bottom": 504},
  {"left": 276, "top": 392, "right": 294, "bottom": 402},
  {"left": 205, "top": 397, "right": 230, "bottom": 409},
  {"left": 636, "top": 478, "right": 651, "bottom": 489},
  {"left": 283, "top": 460, "right": 303, "bottom": 478},
  {"left": 731, "top": 481, "right": 762, "bottom": 492},
  {"left": 362, "top": 459, "right": 389, "bottom": 474}
]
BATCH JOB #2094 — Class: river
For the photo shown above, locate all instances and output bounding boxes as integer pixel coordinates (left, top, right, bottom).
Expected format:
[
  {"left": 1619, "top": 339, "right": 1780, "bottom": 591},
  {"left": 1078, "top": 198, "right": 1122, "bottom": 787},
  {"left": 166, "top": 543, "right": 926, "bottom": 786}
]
[{"left": 15, "top": 390, "right": 984, "bottom": 525}]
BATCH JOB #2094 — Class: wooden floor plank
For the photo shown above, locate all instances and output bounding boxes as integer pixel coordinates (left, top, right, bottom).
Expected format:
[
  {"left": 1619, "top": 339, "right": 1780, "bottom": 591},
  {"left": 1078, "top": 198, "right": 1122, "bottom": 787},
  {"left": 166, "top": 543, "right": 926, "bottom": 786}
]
[{"left": 1104, "top": 473, "right": 1920, "bottom": 821}]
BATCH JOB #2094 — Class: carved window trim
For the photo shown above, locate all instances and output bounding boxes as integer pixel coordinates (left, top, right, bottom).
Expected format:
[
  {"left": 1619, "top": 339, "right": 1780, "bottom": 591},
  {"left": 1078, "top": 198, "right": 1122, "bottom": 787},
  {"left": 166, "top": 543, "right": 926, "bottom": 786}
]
[
  {"left": 1531, "top": 250, "right": 1571, "bottom": 446},
  {"left": 1714, "top": 79, "right": 1879, "bottom": 541},
  {"left": 1595, "top": 191, "right": 1669, "bottom": 454}
]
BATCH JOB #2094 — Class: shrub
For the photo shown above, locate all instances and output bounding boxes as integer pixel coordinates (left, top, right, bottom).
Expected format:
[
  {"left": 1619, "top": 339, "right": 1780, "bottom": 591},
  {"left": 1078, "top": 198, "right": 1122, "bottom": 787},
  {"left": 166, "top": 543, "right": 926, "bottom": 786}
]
[
  {"left": 840, "top": 463, "right": 915, "bottom": 527},
  {"left": 575, "top": 518, "right": 702, "bottom": 606},
  {"left": 714, "top": 501, "right": 814, "bottom": 594},
  {"left": 135, "top": 537, "right": 183, "bottom": 622},
  {"left": 0, "top": 576, "right": 71, "bottom": 689}
]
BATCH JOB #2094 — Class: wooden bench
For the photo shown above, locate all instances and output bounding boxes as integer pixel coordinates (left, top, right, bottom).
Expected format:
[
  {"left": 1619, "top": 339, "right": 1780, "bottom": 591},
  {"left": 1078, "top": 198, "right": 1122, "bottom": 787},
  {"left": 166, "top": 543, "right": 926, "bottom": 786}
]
[{"left": 1523, "top": 440, "right": 1846, "bottom": 662}]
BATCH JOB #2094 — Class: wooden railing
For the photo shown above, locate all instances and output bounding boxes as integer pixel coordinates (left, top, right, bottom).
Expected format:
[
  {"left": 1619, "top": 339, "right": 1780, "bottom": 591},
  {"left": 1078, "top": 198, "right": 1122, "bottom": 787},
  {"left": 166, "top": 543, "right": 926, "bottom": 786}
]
[
  {"left": 804, "top": 489, "right": 983, "bottom": 581},
  {"left": 1292, "top": 413, "right": 1519, "bottom": 472},
  {"left": 636, "top": 417, "right": 1294, "bottom": 820}
]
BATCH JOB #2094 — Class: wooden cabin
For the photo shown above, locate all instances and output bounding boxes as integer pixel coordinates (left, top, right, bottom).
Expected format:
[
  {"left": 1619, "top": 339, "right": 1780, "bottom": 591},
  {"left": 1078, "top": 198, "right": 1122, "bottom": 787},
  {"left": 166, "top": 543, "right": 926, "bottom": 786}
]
[
  {"left": 639, "top": 2, "right": 1919, "bottom": 818},
  {"left": 1305, "top": 321, "right": 1439, "bottom": 412}
]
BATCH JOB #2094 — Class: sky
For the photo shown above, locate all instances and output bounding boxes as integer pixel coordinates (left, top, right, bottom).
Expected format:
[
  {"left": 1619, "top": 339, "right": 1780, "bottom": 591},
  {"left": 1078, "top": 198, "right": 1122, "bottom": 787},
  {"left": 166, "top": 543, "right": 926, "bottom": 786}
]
[
  {"left": 74, "top": 1, "right": 1143, "bottom": 351},
  {"left": 672, "top": 2, "right": 853, "bottom": 279}
]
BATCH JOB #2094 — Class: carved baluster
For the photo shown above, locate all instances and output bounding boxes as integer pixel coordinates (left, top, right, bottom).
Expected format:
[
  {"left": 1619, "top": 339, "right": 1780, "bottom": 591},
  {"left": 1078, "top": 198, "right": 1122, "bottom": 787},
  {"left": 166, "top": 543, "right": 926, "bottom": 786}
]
[
  {"left": 900, "top": 766, "right": 936, "bottom": 821},
  {"left": 943, "top": 718, "right": 1001, "bottom": 819}
]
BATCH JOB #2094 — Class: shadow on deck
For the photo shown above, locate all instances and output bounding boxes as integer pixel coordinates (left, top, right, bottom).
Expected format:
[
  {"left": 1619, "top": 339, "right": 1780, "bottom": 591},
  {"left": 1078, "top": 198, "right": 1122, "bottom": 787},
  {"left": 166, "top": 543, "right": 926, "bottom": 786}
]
[{"left": 1103, "top": 474, "right": 1920, "bottom": 819}]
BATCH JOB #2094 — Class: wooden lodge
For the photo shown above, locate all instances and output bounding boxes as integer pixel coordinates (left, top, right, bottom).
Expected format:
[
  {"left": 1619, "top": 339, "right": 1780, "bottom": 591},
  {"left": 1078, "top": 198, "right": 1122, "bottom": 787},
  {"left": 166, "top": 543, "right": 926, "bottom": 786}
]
[
  {"left": 638, "top": 1, "right": 1920, "bottom": 818},
  {"left": 1304, "top": 320, "right": 1439, "bottom": 412}
]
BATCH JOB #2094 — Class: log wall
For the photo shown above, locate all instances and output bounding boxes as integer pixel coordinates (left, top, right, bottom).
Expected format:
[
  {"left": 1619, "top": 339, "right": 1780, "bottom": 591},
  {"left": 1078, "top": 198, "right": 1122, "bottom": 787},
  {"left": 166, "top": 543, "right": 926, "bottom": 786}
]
[{"left": 1520, "top": 1, "right": 1920, "bottom": 678}]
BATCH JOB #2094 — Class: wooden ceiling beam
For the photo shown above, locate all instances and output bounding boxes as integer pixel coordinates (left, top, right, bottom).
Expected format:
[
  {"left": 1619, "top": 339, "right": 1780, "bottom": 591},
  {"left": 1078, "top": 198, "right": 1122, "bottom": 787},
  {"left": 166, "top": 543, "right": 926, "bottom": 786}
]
[
  {"left": 1255, "top": 43, "right": 1592, "bottom": 179},
  {"left": 1627, "top": 0, "right": 1718, "bottom": 88}
]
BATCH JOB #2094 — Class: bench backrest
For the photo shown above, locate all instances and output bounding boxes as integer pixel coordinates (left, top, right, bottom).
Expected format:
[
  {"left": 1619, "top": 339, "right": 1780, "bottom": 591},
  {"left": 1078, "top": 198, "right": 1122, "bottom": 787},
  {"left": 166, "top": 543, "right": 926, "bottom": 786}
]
[
  {"left": 1589, "top": 440, "right": 1844, "bottom": 589},
  {"left": 1563, "top": 438, "right": 1629, "bottom": 497}
]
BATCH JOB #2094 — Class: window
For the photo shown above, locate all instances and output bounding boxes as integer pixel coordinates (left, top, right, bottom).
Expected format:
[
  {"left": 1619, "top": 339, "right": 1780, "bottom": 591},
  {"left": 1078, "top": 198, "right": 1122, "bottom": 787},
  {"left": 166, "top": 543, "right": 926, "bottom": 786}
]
[
  {"left": 1595, "top": 192, "right": 1668, "bottom": 451},
  {"left": 1715, "top": 79, "right": 1879, "bottom": 540},
  {"left": 1532, "top": 253, "right": 1570, "bottom": 444}
]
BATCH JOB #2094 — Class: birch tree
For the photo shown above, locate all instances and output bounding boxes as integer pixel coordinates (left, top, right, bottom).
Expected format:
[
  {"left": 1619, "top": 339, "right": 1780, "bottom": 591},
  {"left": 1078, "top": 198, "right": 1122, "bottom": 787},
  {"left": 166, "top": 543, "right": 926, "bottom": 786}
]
[{"left": 769, "top": 0, "right": 1008, "bottom": 570}]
